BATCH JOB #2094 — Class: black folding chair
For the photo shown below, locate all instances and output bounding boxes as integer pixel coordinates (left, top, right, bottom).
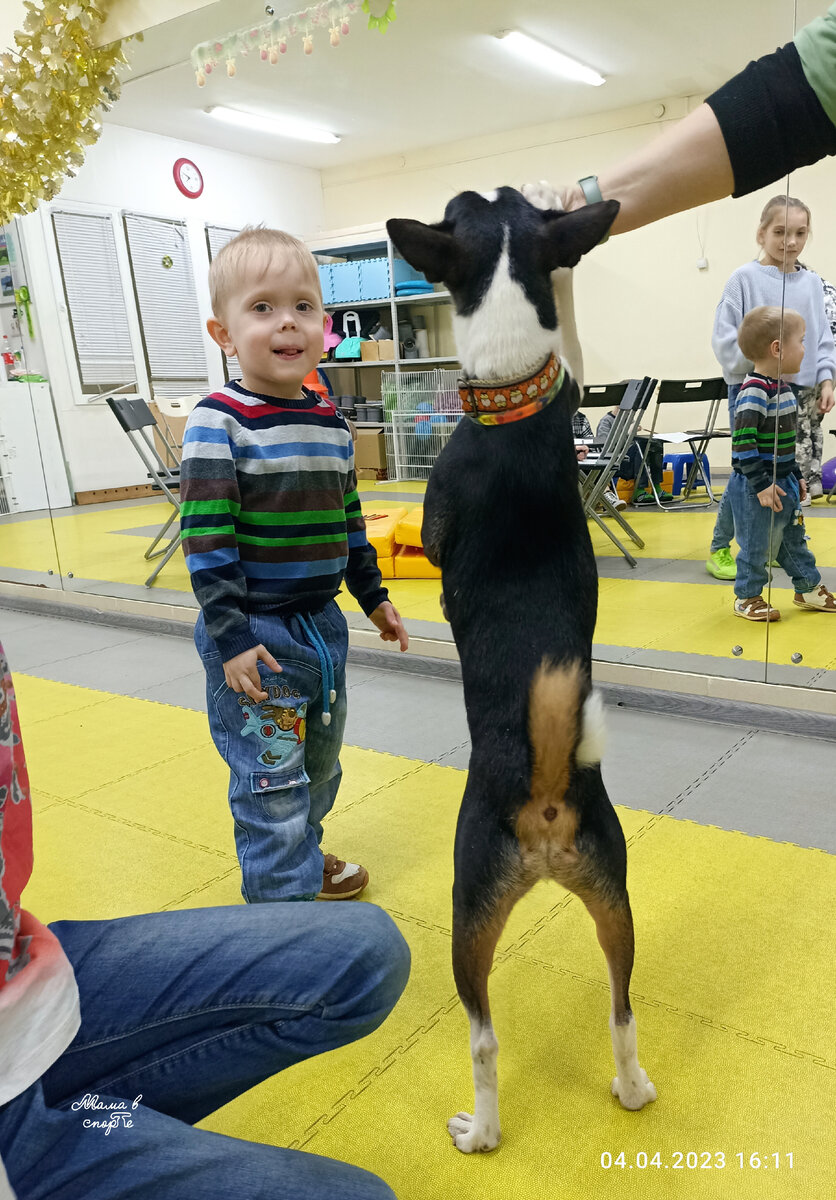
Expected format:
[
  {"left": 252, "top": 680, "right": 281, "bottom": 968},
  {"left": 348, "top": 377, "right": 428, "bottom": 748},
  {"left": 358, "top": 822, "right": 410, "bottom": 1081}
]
[
  {"left": 106, "top": 397, "right": 182, "bottom": 586},
  {"left": 637, "top": 377, "right": 729, "bottom": 509},
  {"left": 578, "top": 378, "right": 657, "bottom": 567}
]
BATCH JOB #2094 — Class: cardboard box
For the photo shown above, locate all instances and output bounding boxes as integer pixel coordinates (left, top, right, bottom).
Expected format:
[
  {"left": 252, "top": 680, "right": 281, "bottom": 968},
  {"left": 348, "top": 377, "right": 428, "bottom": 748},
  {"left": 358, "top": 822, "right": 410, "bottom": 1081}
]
[
  {"left": 357, "top": 467, "right": 388, "bottom": 481},
  {"left": 359, "top": 339, "right": 396, "bottom": 362},
  {"left": 355, "top": 428, "right": 387, "bottom": 470}
]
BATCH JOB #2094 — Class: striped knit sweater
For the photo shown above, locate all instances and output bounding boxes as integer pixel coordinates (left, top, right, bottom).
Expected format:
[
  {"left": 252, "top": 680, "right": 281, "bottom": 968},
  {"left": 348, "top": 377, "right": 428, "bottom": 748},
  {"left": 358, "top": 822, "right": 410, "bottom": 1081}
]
[
  {"left": 179, "top": 382, "right": 387, "bottom": 659},
  {"left": 731, "top": 372, "right": 799, "bottom": 493}
]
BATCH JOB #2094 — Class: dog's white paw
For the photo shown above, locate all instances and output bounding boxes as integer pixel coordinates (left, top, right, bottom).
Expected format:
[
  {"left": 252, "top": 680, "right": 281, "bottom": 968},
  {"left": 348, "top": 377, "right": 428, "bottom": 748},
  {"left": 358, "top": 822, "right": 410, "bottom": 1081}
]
[
  {"left": 521, "top": 180, "right": 563, "bottom": 212},
  {"left": 611, "top": 1069, "right": 657, "bottom": 1111},
  {"left": 447, "top": 1111, "right": 500, "bottom": 1153}
]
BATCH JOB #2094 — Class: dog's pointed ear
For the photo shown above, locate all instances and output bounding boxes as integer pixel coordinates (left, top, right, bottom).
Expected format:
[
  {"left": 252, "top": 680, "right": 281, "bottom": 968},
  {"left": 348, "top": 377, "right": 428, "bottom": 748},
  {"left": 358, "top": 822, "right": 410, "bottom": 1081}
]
[
  {"left": 538, "top": 200, "right": 620, "bottom": 270},
  {"left": 386, "top": 218, "right": 458, "bottom": 284}
]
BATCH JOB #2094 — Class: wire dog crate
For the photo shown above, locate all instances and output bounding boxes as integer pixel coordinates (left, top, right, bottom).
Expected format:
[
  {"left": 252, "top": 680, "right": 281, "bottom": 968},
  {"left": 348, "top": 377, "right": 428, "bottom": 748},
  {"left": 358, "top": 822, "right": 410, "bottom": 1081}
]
[{"left": 381, "top": 368, "right": 462, "bottom": 481}]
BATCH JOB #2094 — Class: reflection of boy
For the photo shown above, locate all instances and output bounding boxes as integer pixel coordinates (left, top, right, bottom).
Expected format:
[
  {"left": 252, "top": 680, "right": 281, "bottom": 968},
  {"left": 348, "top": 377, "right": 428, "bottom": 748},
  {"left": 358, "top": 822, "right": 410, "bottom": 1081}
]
[
  {"left": 728, "top": 306, "right": 836, "bottom": 621},
  {"left": 180, "top": 228, "right": 409, "bottom": 903}
]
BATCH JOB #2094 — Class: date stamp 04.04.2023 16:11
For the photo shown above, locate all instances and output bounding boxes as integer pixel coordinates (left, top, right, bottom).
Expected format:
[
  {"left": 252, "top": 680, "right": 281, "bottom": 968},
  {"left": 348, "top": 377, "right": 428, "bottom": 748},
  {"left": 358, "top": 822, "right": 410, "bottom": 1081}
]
[{"left": 600, "top": 1151, "right": 794, "bottom": 1171}]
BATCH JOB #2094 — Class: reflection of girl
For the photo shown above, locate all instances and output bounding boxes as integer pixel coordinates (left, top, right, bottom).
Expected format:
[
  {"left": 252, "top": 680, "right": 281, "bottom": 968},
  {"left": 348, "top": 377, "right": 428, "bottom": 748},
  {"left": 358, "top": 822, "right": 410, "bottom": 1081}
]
[
  {"left": 798, "top": 265, "right": 836, "bottom": 498},
  {"left": 706, "top": 196, "right": 836, "bottom": 579}
]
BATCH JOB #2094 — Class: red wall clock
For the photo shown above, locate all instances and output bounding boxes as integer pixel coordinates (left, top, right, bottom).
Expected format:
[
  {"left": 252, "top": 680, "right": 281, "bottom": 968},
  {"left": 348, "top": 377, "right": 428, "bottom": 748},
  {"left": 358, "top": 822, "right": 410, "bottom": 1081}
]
[{"left": 173, "top": 158, "right": 204, "bottom": 198}]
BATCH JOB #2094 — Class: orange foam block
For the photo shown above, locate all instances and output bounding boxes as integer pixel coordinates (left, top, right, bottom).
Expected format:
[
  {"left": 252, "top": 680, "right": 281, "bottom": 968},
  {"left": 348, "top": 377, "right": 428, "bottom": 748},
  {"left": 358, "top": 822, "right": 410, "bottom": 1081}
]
[
  {"left": 394, "top": 507, "right": 424, "bottom": 548},
  {"left": 362, "top": 508, "right": 408, "bottom": 559},
  {"left": 393, "top": 545, "right": 441, "bottom": 579}
]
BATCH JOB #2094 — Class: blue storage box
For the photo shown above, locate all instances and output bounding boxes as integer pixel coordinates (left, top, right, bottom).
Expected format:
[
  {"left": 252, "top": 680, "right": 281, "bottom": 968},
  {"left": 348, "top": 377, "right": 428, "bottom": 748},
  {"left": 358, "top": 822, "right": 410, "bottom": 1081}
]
[
  {"left": 393, "top": 257, "right": 428, "bottom": 288},
  {"left": 330, "top": 261, "right": 362, "bottom": 304},
  {"left": 317, "top": 263, "right": 334, "bottom": 304},
  {"left": 359, "top": 258, "right": 390, "bottom": 300}
]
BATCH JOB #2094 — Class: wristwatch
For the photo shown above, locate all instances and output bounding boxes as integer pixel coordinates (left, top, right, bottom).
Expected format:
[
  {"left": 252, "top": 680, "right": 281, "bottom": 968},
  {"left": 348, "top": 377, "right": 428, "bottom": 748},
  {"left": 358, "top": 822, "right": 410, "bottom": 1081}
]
[{"left": 577, "top": 175, "right": 610, "bottom": 244}]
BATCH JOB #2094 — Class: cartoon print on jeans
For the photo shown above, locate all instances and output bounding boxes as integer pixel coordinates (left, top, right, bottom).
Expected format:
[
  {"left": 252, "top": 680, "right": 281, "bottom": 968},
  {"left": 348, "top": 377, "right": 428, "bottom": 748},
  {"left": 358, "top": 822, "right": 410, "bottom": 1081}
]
[{"left": 239, "top": 684, "right": 307, "bottom": 768}]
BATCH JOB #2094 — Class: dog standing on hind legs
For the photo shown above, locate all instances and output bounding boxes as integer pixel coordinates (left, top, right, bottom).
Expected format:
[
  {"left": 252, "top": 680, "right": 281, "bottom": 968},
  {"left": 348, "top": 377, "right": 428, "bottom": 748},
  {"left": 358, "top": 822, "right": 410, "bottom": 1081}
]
[{"left": 387, "top": 188, "right": 656, "bottom": 1154}]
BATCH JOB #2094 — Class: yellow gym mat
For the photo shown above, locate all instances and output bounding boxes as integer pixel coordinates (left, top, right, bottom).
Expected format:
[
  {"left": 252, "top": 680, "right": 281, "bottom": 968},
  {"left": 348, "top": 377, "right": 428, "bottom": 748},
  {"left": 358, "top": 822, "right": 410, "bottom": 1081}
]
[{"left": 17, "top": 673, "right": 835, "bottom": 1198}]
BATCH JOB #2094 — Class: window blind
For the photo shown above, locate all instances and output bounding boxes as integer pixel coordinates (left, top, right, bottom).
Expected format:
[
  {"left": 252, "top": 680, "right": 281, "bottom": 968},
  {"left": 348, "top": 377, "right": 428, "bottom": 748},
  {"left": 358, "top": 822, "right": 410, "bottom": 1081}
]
[
  {"left": 51, "top": 211, "right": 137, "bottom": 394},
  {"left": 206, "top": 224, "right": 241, "bottom": 381},
  {"left": 123, "top": 213, "right": 210, "bottom": 400}
]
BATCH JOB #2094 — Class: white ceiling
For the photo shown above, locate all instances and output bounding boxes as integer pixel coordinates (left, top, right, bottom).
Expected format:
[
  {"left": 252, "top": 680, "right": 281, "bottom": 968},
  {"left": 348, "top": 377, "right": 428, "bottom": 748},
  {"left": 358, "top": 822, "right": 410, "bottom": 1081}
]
[{"left": 108, "top": 0, "right": 813, "bottom": 171}]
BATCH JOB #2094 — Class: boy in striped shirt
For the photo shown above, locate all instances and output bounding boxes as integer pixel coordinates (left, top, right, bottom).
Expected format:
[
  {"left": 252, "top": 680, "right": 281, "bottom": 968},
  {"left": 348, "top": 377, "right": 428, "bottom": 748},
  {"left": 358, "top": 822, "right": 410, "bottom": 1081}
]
[
  {"left": 729, "top": 305, "right": 836, "bottom": 621},
  {"left": 181, "top": 228, "right": 408, "bottom": 902}
]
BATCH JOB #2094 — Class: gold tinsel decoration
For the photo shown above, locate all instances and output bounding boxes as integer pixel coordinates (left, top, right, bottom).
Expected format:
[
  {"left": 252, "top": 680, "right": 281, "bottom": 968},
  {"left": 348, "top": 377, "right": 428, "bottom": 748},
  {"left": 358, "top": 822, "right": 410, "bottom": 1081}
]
[{"left": 0, "top": 0, "right": 128, "bottom": 224}]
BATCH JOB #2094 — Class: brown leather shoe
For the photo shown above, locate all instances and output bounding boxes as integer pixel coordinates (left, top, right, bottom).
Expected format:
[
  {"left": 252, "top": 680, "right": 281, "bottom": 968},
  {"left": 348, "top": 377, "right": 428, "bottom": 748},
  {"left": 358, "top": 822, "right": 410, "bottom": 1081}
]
[
  {"left": 793, "top": 584, "right": 836, "bottom": 611},
  {"left": 734, "top": 596, "right": 780, "bottom": 621},
  {"left": 317, "top": 853, "right": 369, "bottom": 900}
]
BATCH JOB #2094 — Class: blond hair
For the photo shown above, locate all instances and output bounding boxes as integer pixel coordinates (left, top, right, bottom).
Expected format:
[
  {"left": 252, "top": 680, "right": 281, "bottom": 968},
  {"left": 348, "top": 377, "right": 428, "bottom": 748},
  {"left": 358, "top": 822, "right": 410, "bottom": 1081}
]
[
  {"left": 737, "top": 305, "right": 804, "bottom": 362},
  {"left": 209, "top": 226, "right": 321, "bottom": 318}
]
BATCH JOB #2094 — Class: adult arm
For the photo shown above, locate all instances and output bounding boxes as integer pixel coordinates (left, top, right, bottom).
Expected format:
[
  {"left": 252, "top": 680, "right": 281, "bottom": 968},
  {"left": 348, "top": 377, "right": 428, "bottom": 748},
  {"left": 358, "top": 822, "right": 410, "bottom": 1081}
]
[{"left": 555, "top": 10, "right": 836, "bottom": 235}]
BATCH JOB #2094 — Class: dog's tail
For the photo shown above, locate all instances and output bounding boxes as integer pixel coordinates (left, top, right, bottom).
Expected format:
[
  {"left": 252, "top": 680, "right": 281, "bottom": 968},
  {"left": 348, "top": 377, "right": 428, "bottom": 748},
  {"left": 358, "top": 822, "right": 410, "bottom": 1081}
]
[{"left": 528, "top": 660, "right": 604, "bottom": 816}]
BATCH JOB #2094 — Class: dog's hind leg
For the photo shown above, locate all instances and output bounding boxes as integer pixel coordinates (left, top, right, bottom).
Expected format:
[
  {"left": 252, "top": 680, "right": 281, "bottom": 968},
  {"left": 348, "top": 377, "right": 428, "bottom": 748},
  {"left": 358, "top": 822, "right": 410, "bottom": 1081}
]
[
  {"left": 583, "top": 892, "right": 657, "bottom": 1111},
  {"left": 448, "top": 838, "right": 529, "bottom": 1153}
]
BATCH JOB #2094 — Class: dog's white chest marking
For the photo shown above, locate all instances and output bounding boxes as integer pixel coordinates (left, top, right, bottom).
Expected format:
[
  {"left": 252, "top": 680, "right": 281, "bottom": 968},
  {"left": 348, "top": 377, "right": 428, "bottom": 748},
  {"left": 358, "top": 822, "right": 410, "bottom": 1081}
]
[{"left": 453, "top": 231, "right": 560, "bottom": 382}]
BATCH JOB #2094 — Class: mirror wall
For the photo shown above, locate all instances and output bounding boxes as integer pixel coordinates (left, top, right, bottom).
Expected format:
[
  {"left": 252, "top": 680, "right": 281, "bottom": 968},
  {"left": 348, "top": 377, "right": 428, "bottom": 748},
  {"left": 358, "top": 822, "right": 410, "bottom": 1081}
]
[
  {"left": 2, "top": 0, "right": 832, "bottom": 699},
  {"left": 760, "top": 0, "right": 836, "bottom": 688},
  {"left": 0, "top": 221, "right": 63, "bottom": 590}
]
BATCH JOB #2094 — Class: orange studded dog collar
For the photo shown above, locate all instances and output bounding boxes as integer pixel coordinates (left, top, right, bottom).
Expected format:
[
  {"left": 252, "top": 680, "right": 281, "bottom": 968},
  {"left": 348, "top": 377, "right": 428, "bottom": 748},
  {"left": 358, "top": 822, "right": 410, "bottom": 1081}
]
[{"left": 459, "top": 354, "right": 565, "bottom": 426}]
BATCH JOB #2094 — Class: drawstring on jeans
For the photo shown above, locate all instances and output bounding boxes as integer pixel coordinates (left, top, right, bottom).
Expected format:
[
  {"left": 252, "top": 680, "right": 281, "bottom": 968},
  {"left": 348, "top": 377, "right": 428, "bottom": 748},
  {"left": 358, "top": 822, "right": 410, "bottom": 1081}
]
[{"left": 298, "top": 613, "right": 337, "bottom": 726}]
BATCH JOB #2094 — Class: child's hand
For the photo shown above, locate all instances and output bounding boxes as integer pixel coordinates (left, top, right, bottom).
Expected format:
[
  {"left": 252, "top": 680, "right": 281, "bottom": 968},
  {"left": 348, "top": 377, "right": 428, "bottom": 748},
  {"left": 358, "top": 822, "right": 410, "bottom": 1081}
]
[
  {"left": 369, "top": 601, "right": 409, "bottom": 652},
  {"left": 223, "top": 645, "right": 282, "bottom": 702},
  {"left": 575, "top": 445, "right": 589, "bottom": 461},
  {"left": 818, "top": 380, "right": 835, "bottom": 414},
  {"left": 799, "top": 477, "right": 808, "bottom": 502},
  {"left": 757, "top": 483, "right": 786, "bottom": 512}
]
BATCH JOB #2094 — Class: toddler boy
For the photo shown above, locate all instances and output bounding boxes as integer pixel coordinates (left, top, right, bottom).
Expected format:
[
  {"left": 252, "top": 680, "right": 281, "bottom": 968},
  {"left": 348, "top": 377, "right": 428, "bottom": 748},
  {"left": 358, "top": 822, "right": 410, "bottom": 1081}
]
[
  {"left": 729, "top": 305, "right": 836, "bottom": 620},
  {"left": 181, "top": 228, "right": 408, "bottom": 902}
]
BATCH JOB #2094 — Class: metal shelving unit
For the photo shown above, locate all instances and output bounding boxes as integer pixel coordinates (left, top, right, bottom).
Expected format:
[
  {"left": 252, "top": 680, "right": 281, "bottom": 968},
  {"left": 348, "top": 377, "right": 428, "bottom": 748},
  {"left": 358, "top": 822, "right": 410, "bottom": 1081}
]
[{"left": 313, "top": 235, "right": 459, "bottom": 394}]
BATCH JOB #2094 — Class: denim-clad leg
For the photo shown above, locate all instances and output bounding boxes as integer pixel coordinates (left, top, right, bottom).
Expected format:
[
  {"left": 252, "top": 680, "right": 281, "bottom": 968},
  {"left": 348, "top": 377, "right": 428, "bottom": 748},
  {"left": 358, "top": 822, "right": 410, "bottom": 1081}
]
[
  {"left": 195, "top": 600, "right": 349, "bottom": 903},
  {"left": 0, "top": 903, "right": 409, "bottom": 1199},
  {"left": 771, "top": 476, "right": 821, "bottom": 594},
  {"left": 709, "top": 387, "right": 740, "bottom": 553},
  {"left": 729, "top": 471, "right": 795, "bottom": 599}
]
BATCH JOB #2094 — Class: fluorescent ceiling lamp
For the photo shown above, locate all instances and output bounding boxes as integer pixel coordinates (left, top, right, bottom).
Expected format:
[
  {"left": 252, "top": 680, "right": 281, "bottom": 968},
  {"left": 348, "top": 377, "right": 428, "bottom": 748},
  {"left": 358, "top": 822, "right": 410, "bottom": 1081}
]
[
  {"left": 495, "top": 30, "right": 605, "bottom": 87},
  {"left": 205, "top": 105, "right": 340, "bottom": 144}
]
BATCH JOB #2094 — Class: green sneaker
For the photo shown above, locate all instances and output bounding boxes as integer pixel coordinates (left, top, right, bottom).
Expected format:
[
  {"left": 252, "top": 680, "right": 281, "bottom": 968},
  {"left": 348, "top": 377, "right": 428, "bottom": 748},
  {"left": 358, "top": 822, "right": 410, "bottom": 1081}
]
[
  {"left": 632, "top": 489, "right": 655, "bottom": 505},
  {"left": 706, "top": 547, "right": 736, "bottom": 580}
]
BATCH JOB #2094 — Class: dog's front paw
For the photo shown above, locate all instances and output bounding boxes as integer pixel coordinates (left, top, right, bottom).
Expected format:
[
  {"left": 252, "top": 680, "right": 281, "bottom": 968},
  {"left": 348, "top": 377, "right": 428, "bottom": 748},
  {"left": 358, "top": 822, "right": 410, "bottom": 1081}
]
[
  {"left": 521, "top": 180, "right": 564, "bottom": 212},
  {"left": 447, "top": 1111, "right": 501, "bottom": 1153},
  {"left": 611, "top": 1068, "right": 657, "bottom": 1111}
]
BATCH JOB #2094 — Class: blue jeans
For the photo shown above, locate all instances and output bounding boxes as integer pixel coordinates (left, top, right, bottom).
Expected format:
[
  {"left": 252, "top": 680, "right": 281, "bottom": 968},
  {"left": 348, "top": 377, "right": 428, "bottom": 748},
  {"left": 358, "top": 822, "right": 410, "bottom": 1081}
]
[
  {"left": 709, "top": 385, "right": 740, "bottom": 553},
  {"left": 0, "top": 903, "right": 410, "bottom": 1199},
  {"left": 195, "top": 602, "right": 349, "bottom": 904},
  {"left": 728, "top": 472, "right": 821, "bottom": 600}
]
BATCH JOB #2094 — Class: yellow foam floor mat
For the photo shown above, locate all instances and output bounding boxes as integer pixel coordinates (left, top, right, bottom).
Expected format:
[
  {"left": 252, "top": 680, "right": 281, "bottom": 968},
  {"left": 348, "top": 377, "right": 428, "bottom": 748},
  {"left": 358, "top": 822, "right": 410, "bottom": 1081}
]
[
  {"left": 18, "top": 673, "right": 835, "bottom": 1198},
  {"left": 3, "top": 496, "right": 836, "bottom": 673}
]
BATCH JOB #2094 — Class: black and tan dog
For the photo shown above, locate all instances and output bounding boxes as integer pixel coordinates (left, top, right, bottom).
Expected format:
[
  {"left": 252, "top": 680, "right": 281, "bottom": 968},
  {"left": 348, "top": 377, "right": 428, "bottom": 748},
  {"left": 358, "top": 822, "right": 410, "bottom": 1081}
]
[{"left": 387, "top": 188, "right": 656, "bottom": 1154}]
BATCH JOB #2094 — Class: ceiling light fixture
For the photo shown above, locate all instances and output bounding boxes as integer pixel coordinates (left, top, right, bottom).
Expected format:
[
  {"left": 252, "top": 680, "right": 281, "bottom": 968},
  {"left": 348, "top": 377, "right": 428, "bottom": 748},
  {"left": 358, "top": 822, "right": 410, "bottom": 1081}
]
[
  {"left": 494, "top": 30, "right": 605, "bottom": 87},
  {"left": 205, "top": 105, "right": 340, "bottom": 144}
]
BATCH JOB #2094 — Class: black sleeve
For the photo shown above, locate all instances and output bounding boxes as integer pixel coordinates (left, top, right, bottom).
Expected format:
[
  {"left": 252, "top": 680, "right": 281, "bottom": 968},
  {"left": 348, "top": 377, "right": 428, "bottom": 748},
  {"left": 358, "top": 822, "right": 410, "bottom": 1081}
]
[{"left": 705, "top": 40, "right": 836, "bottom": 198}]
